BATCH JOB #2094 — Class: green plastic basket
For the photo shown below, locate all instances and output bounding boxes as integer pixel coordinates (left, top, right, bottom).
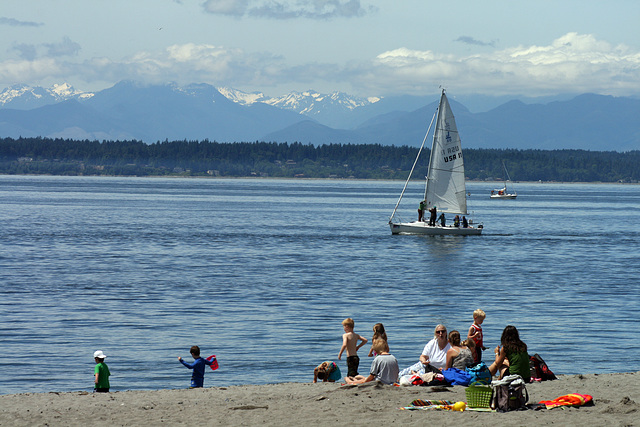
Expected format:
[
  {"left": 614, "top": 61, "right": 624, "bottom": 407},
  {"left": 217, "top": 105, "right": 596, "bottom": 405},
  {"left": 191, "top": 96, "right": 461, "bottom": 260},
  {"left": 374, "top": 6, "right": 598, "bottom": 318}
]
[{"left": 465, "top": 385, "right": 493, "bottom": 408}]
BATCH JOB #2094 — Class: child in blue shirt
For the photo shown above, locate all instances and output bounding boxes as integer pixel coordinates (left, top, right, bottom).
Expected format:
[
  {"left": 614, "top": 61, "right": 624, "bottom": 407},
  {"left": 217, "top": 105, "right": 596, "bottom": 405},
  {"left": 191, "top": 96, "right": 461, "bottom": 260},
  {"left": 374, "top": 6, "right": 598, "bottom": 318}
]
[{"left": 178, "top": 345, "right": 213, "bottom": 388}]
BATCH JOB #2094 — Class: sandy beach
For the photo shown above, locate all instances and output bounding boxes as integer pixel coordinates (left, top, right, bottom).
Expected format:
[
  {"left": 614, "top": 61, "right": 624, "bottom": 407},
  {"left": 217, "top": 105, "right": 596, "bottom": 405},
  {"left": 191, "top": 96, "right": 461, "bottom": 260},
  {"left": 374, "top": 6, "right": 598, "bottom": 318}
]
[{"left": 1, "top": 372, "right": 638, "bottom": 426}]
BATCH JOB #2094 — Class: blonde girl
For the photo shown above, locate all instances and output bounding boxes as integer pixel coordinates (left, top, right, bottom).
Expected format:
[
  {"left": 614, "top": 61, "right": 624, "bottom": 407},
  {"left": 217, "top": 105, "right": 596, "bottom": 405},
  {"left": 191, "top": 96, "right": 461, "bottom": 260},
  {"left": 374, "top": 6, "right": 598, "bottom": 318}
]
[{"left": 368, "top": 323, "right": 388, "bottom": 357}]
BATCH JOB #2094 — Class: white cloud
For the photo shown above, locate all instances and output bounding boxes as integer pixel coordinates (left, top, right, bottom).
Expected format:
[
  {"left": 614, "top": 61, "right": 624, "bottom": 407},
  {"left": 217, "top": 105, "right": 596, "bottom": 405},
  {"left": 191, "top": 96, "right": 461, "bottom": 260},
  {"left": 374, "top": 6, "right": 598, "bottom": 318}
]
[
  {"left": 359, "top": 33, "right": 640, "bottom": 96},
  {"left": 61, "top": 43, "right": 287, "bottom": 88},
  {"left": 201, "top": 0, "right": 249, "bottom": 16},
  {"left": 201, "top": 0, "right": 374, "bottom": 19},
  {"left": 0, "top": 58, "right": 62, "bottom": 83},
  {"left": 0, "top": 32, "right": 639, "bottom": 97}
]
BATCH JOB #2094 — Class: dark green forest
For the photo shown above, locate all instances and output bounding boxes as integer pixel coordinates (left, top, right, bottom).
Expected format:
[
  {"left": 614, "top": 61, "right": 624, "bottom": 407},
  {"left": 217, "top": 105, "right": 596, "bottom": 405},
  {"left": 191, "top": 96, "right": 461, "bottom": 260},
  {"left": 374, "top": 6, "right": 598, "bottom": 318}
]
[{"left": 1, "top": 137, "right": 639, "bottom": 182}]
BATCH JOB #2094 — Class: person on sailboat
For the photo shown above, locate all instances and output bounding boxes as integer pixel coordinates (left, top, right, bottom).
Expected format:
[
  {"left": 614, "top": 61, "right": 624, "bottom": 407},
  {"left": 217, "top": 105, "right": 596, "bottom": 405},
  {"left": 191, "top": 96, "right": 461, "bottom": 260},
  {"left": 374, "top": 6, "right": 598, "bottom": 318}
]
[
  {"left": 418, "top": 200, "right": 426, "bottom": 222},
  {"left": 437, "top": 213, "right": 446, "bottom": 227},
  {"left": 453, "top": 215, "right": 460, "bottom": 227},
  {"left": 462, "top": 216, "right": 468, "bottom": 228},
  {"left": 428, "top": 206, "right": 437, "bottom": 226}
]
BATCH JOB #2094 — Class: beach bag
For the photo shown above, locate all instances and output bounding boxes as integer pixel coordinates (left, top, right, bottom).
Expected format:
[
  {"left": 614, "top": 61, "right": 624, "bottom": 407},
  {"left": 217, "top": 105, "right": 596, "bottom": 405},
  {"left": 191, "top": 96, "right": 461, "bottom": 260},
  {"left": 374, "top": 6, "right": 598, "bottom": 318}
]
[
  {"left": 399, "top": 374, "right": 424, "bottom": 386},
  {"left": 420, "top": 373, "right": 451, "bottom": 387},
  {"left": 490, "top": 375, "right": 528, "bottom": 412},
  {"left": 466, "top": 362, "right": 492, "bottom": 385},
  {"left": 442, "top": 368, "right": 471, "bottom": 386},
  {"left": 529, "top": 353, "right": 556, "bottom": 381}
]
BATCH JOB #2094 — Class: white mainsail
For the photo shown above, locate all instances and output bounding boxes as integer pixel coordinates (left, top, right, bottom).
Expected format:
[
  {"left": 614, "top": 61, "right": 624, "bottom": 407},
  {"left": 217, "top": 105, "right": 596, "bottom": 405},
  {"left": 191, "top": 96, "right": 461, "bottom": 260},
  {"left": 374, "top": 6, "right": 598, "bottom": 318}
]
[{"left": 424, "top": 92, "right": 467, "bottom": 215}]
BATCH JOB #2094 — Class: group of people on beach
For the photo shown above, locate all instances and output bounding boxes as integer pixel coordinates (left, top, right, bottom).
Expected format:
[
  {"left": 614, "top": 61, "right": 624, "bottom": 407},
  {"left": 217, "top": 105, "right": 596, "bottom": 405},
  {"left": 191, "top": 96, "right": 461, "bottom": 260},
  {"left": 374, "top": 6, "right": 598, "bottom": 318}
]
[
  {"left": 314, "top": 309, "right": 531, "bottom": 385},
  {"left": 93, "top": 309, "right": 530, "bottom": 392},
  {"left": 314, "top": 318, "right": 398, "bottom": 385}
]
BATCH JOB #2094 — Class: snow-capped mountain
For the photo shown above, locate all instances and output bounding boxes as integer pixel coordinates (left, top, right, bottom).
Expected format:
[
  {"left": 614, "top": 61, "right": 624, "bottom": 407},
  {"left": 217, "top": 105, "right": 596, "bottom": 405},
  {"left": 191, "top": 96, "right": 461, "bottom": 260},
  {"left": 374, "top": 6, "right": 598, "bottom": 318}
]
[
  {"left": 0, "top": 81, "right": 305, "bottom": 143},
  {"left": 0, "top": 83, "right": 93, "bottom": 110},
  {"left": 217, "top": 87, "right": 269, "bottom": 105},
  {"left": 218, "top": 87, "right": 381, "bottom": 128},
  {"left": 50, "top": 83, "right": 94, "bottom": 100},
  {"left": 0, "top": 80, "right": 639, "bottom": 150},
  {"left": 219, "top": 87, "right": 378, "bottom": 112},
  {"left": 263, "top": 90, "right": 379, "bottom": 114},
  {"left": 1, "top": 83, "right": 379, "bottom": 129}
]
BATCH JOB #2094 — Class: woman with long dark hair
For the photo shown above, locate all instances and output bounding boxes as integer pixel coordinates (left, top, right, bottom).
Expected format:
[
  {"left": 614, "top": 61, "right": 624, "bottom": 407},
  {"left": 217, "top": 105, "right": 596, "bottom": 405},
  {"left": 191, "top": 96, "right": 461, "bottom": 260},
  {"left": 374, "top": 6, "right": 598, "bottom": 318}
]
[{"left": 488, "top": 325, "right": 530, "bottom": 382}]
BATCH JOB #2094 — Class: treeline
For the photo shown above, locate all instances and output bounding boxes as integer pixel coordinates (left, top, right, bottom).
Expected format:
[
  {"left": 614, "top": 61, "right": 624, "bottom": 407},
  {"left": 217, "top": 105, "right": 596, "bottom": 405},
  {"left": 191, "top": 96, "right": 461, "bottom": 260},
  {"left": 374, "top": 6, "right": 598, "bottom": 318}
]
[{"left": 1, "top": 137, "right": 639, "bottom": 182}]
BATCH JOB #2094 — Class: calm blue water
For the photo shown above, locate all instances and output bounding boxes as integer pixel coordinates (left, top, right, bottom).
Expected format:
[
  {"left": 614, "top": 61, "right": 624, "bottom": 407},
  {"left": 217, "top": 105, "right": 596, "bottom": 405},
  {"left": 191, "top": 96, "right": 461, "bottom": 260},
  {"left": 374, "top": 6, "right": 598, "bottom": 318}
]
[{"left": 1, "top": 176, "right": 639, "bottom": 395}]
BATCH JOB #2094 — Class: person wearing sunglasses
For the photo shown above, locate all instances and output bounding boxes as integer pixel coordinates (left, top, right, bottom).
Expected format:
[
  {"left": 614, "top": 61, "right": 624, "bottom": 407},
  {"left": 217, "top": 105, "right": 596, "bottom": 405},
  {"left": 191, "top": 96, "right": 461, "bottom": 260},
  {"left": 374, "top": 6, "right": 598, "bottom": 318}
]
[{"left": 398, "top": 324, "right": 452, "bottom": 377}]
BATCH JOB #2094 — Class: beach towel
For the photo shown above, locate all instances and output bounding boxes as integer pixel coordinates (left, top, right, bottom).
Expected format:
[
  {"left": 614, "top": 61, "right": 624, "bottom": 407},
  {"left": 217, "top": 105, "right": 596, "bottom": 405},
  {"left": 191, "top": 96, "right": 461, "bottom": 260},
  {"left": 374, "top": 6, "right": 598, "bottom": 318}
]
[
  {"left": 206, "top": 355, "right": 219, "bottom": 371},
  {"left": 411, "top": 399, "right": 454, "bottom": 406},
  {"left": 399, "top": 399, "right": 455, "bottom": 410},
  {"left": 539, "top": 393, "right": 593, "bottom": 409},
  {"left": 442, "top": 367, "right": 471, "bottom": 386}
]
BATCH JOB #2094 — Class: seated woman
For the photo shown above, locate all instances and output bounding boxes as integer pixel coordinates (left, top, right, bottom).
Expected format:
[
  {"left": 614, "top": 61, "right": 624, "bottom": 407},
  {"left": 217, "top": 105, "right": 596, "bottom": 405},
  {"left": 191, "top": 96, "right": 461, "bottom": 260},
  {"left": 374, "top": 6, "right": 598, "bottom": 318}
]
[
  {"left": 345, "top": 339, "right": 399, "bottom": 385},
  {"left": 398, "top": 324, "right": 451, "bottom": 377},
  {"left": 445, "top": 330, "right": 475, "bottom": 370},
  {"left": 488, "top": 325, "right": 530, "bottom": 382}
]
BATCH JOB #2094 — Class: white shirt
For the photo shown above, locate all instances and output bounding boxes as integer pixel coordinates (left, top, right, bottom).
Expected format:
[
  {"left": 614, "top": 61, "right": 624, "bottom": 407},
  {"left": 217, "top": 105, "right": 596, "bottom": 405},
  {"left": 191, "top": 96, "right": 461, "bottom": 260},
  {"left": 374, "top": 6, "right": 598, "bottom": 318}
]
[{"left": 421, "top": 338, "right": 451, "bottom": 370}]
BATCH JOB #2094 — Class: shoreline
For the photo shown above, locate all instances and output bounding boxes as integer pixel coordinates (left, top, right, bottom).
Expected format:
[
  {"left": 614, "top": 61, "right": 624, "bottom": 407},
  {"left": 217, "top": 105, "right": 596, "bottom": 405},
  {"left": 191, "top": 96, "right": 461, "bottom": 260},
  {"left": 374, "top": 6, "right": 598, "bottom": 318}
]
[
  {"left": 1, "top": 372, "right": 638, "bottom": 426},
  {"left": 1, "top": 173, "right": 638, "bottom": 185}
]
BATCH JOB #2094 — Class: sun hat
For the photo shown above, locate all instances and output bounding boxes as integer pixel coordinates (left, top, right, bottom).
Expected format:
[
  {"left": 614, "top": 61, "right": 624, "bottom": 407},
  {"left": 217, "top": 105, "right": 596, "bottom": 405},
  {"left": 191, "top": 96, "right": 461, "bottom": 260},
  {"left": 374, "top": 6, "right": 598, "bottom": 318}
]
[{"left": 93, "top": 350, "right": 107, "bottom": 359}]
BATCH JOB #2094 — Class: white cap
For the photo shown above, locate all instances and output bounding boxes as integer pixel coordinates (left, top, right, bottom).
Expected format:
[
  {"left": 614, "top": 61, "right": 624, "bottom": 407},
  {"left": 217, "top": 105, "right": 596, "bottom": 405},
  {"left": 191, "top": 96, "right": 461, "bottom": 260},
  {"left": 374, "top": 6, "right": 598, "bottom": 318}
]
[{"left": 93, "top": 350, "right": 107, "bottom": 359}]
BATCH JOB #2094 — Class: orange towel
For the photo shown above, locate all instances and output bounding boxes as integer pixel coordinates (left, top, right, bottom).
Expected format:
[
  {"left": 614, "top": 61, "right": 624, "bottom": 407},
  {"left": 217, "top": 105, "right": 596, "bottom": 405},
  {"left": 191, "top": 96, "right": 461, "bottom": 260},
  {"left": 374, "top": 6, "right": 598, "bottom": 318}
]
[{"left": 539, "top": 393, "right": 593, "bottom": 409}]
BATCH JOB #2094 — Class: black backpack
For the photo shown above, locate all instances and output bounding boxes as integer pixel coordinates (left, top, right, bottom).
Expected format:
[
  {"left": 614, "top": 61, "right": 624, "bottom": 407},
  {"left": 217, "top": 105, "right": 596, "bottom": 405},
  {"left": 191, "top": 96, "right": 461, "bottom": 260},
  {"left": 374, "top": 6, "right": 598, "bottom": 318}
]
[
  {"left": 529, "top": 353, "right": 557, "bottom": 381},
  {"left": 491, "top": 375, "right": 528, "bottom": 412}
]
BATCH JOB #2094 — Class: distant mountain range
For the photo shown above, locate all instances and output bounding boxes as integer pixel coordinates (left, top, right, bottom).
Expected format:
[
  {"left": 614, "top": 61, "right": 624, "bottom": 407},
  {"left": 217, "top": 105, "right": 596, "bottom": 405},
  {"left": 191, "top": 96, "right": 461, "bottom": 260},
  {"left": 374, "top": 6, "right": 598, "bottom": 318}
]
[{"left": 0, "top": 81, "right": 639, "bottom": 151}]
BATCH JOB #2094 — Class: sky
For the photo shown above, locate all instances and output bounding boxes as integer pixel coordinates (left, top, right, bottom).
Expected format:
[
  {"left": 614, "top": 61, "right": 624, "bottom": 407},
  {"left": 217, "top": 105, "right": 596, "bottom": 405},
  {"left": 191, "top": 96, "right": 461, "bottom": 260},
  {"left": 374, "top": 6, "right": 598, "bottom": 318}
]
[{"left": 1, "top": 0, "right": 639, "bottom": 99}]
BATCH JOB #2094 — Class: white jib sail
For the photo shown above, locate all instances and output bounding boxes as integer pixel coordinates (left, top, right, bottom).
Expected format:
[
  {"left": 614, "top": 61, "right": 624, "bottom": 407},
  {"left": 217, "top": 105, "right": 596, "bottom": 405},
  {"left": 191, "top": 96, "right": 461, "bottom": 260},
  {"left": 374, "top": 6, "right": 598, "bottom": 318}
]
[{"left": 424, "top": 92, "right": 468, "bottom": 215}]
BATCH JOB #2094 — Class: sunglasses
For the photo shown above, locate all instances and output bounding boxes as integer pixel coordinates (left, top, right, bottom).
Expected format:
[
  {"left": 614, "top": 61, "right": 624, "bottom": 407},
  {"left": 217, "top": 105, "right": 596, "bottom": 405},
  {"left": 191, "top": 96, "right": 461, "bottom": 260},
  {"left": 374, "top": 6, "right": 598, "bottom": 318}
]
[{"left": 436, "top": 330, "right": 447, "bottom": 334}]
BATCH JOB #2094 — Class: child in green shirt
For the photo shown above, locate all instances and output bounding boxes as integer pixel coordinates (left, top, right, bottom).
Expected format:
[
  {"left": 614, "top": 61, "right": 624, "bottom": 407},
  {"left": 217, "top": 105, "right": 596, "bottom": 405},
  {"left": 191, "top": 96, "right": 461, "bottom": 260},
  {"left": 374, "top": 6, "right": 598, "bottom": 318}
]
[{"left": 93, "top": 350, "right": 110, "bottom": 392}]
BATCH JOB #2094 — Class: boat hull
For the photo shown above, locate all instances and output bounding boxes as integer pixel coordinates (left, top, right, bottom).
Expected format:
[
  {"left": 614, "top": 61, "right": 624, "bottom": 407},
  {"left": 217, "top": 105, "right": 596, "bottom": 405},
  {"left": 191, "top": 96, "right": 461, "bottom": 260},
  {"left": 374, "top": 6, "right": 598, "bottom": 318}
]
[
  {"left": 389, "top": 221, "right": 482, "bottom": 235},
  {"left": 490, "top": 194, "right": 517, "bottom": 199}
]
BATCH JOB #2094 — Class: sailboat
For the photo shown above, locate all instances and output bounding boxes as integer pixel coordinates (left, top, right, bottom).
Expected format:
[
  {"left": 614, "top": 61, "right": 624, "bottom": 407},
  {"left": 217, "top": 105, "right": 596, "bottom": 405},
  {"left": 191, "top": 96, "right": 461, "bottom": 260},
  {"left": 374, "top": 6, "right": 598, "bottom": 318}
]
[
  {"left": 490, "top": 161, "right": 517, "bottom": 199},
  {"left": 389, "top": 90, "right": 482, "bottom": 235}
]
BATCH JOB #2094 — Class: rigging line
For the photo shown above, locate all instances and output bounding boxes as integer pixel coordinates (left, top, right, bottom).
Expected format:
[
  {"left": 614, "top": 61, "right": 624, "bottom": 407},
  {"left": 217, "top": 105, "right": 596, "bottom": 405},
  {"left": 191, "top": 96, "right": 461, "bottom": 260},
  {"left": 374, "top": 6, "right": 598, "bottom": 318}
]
[
  {"left": 389, "top": 109, "right": 438, "bottom": 222},
  {"left": 502, "top": 159, "right": 516, "bottom": 190}
]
